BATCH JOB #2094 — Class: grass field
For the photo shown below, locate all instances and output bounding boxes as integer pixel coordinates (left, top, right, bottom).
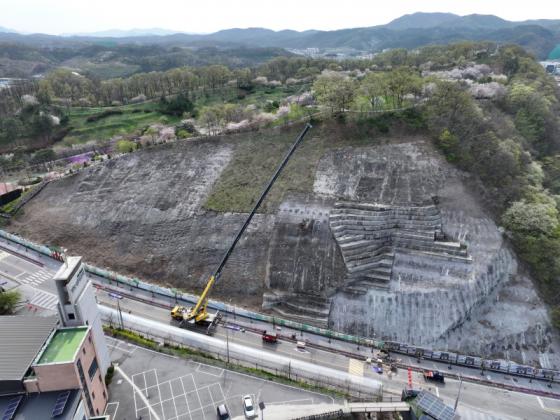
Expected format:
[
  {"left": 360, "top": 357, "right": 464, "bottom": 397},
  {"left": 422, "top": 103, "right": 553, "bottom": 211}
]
[
  {"left": 204, "top": 119, "right": 381, "bottom": 213},
  {"left": 61, "top": 85, "right": 309, "bottom": 147},
  {"left": 62, "top": 102, "right": 181, "bottom": 146}
]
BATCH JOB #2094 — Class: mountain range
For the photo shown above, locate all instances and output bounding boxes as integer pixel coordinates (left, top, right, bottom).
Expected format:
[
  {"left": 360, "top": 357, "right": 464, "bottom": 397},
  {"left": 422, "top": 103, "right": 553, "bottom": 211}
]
[{"left": 1, "top": 12, "right": 559, "bottom": 60}]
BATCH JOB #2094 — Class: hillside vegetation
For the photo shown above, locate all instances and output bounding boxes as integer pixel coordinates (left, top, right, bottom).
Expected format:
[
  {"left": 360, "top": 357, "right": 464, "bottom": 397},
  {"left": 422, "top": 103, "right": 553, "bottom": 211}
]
[{"left": 2, "top": 41, "right": 560, "bottom": 327}]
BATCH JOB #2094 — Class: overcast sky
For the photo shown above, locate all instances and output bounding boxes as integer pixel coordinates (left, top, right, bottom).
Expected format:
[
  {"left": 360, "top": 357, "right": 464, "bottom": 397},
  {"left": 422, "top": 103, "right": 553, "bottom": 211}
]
[{"left": 1, "top": 0, "right": 558, "bottom": 35}]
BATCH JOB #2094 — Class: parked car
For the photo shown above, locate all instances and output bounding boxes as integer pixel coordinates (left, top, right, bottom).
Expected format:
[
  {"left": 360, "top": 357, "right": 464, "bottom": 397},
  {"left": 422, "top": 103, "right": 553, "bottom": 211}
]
[
  {"left": 242, "top": 395, "right": 256, "bottom": 418},
  {"left": 216, "top": 403, "right": 230, "bottom": 420}
]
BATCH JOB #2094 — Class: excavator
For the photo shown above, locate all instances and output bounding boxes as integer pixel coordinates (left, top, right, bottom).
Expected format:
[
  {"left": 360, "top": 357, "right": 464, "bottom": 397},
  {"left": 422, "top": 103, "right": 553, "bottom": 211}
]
[{"left": 171, "top": 123, "right": 312, "bottom": 334}]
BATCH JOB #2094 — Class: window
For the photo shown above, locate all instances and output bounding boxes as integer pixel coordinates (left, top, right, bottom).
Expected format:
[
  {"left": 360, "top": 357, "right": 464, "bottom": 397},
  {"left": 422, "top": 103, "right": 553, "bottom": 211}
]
[
  {"left": 82, "top": 348, "right": 86, "bottom": 355},
  {"left": 76, "top": 359, "right": 93, "bottom": 415},
  {"left": 103, "top": 390, "right": 106, "bottom": 400},
  {"left": 88, "top": 335, "right": 92, "bottom": 343},
  {"left": 68, "top": 313, "right": 75, "bottom": 320},
  {"left": 88, "top": 358, "right": 98, "bottom": 381},
  {"left": 96, "top": 408, "right": 99, "bottom": 415},
  {"left": 92, "top": 391, "right": 95, "bottom": 400}
]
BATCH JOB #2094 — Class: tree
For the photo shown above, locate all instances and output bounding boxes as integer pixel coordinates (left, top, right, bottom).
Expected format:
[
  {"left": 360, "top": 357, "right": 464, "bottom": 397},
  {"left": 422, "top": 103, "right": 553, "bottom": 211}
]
[
  {"left": 159, "top": 92, "right": 194, "bottom": 117},
  {"left": 30, "top": 114, "right": 54, "bottom": 142},
  {"left": 503, "top": 200, "right": 559, "bottom": 237},
  {"left": 360, "top": 72, "right": 387, "bottom": 111},
  {"left": 30, "top": 148, "right": 56, "bottom": 164},
  {"left": 0, "top": 289, "right": 21, "bottom": 314},
  {"left": 199, "top": 105, "right": 224, "bottom": 136},
  {"left": 313, "top": 72, "right": 356, "bottom": 113},
  {"left": 385, "top": 67, "right": 422, "bottom": 108}
]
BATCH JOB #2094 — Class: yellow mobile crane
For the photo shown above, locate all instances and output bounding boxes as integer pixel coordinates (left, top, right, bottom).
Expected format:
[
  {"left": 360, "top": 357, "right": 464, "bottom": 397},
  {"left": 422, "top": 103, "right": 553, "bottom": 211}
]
[{"left": 171, "top": 123, "right": 312, "bottom": 333}]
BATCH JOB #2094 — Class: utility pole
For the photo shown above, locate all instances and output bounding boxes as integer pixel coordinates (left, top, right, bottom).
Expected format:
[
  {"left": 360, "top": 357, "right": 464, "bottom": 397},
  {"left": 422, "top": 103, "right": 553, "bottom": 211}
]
[
  {"left": 109, "top": 292, "right": 124, "bottom": 330},
  {"left": 226, "top": 325, "right": 230, "bottom": 364},
  {"left": 454, "top": 374, "right": 463, "bottom": 412}
]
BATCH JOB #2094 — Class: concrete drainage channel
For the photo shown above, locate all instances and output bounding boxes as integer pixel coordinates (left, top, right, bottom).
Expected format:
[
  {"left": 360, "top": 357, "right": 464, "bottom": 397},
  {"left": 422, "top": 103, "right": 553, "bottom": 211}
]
[{"left": 2, "top": 229, "right": 560, "bottom": 396}]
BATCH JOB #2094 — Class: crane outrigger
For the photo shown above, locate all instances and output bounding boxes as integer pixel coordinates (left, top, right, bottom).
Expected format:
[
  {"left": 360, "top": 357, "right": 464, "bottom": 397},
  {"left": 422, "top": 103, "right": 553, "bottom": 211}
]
[{"left": 171, "top": 123, "right": 312, "bottom": 333}]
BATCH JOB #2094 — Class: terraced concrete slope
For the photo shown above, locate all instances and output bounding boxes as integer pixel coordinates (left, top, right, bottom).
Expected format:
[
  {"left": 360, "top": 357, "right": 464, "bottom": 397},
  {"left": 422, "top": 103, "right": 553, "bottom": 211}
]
[{"left": 9, "top": 124, "right": 559, "bottom": 365}]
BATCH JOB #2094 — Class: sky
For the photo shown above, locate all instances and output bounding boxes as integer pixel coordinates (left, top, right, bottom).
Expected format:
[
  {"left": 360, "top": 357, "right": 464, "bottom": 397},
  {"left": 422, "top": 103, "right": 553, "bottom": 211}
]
[{"left": 1, "top": 0, "right": 558, "bottom": 35}]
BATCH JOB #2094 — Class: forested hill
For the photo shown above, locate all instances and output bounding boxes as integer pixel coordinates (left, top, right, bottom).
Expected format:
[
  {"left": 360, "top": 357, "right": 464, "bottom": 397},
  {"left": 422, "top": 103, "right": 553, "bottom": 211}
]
[{"left": 1, "top": 12, "right": 559, "bottom": 65}]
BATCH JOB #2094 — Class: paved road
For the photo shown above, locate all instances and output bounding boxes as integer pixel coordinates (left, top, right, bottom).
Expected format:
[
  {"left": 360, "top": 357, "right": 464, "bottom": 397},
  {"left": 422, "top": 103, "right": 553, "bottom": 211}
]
[
  {"left": 105, "top": 336, "right": 340, "bottom": 420},
  {"left": 2, "top": 238, "right": 560, "bottom": 418},
  {"left": 98, "top": 295, "right": 560, "bottom": 419}
]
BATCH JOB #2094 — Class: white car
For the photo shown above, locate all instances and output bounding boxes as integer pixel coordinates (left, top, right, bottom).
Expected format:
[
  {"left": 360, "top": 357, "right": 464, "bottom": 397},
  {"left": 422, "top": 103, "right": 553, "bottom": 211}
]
[{"left": 242, "top": 395, "right": 256, "bottom": 418}]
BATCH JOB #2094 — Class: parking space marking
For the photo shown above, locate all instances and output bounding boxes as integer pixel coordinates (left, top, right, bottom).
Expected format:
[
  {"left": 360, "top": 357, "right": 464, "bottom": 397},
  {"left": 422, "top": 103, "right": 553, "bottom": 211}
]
[
  {"left": 196, "top": 364, "right": 224, "bottom": 377},
  {"left": 111, "top": 337, "right": 336, "bottom": 419},
  {"left": 104, "top": 401, "right": 119, "bottom": 419},
  {"left": 117, "top": 365, "right": 161, "bottom": 420},
  {"left": 269, "top": 398, "right": 314, "bottom": 406}
]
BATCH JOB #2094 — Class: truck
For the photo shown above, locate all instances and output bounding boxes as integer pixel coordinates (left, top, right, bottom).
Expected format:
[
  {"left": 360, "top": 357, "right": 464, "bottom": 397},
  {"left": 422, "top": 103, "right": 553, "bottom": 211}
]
[
  {"left": 423, "top": 370, "right": 445, "bottom": 383},
  {"left": 261, "top": 331, "right": 278, "bottom": 344},
  {"left": 169, "top": 124, "right": 312, "bottom": 332},
  {"left": 171, "top": 304, "right": 221, "bottom": 334}
]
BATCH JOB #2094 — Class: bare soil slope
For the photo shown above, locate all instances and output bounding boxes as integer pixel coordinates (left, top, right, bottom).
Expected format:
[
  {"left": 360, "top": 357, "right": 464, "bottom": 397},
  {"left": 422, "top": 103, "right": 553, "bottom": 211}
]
[{"left": 9, "top": 121, "right": 559, "bottom": 365}]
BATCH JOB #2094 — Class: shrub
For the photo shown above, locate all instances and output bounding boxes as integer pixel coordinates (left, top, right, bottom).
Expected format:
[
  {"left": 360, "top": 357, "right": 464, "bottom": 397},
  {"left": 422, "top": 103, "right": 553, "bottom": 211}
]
[
  {"left": 86, "top": 110, "right": 123, "bottom": 123},
  {"left": 116, "top": 140, "right": 137, "bottom": 154},
  {"left": 0, "top": 289, "right": 21, "bottom": 314}
]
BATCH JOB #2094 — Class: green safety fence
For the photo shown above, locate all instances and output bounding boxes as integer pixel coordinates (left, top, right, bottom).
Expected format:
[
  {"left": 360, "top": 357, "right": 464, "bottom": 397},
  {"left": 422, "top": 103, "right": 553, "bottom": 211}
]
[{"left": 0, "top": 229, "right": 385, "bottom": 349}]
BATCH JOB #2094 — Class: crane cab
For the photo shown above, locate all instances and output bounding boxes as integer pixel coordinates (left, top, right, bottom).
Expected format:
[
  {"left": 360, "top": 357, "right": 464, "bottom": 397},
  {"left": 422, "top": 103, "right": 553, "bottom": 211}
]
[{"left": 171, "top": 305, "right": 186, "bottom": 320}]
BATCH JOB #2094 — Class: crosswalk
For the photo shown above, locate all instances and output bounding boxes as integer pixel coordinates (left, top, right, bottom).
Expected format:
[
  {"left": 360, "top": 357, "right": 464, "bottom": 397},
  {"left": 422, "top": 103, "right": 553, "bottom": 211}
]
[
  {"left": 348, "top": 358, "right": 364, "bottom": 377},
  {"left": 29, "top": 289, "right": 58, "bottom": 311},
  {"left": 18, "top": 268, "right": 53, "bottom": 286}
]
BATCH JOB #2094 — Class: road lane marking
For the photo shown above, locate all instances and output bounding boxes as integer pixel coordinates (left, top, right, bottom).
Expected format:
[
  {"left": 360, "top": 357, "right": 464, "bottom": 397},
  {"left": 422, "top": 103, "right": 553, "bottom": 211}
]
[
  {"left": 348, "top": 359, "right": 364, "bottom": 377},
  {"left": 537, "top": 396, "right": 560, "bottom": 414}
]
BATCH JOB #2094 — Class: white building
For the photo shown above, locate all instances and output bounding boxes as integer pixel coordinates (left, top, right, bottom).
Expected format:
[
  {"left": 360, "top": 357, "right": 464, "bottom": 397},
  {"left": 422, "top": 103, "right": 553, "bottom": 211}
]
[{"left": 53, "top": 256, "right": 111, "bottom": 376}]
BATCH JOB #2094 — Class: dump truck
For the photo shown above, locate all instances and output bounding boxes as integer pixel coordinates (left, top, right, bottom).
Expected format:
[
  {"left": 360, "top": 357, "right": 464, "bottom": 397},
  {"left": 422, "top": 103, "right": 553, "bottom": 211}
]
[
  {"left": 423, "top": 370, "right": 445, "bottom": 383},
  {"left": 262, "top": 331, "right": 278, "bottom": 343}
]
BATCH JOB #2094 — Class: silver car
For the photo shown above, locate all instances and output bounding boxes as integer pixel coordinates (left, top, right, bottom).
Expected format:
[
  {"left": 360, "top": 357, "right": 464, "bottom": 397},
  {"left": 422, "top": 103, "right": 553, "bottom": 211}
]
[{"left": 242, "top": 395, "right": 256, "bottom": 418}]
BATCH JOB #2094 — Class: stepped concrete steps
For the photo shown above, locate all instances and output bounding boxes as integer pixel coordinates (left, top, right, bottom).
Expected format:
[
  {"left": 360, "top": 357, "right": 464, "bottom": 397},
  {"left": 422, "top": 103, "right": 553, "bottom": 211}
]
[
  {"left": 336, "top": 234, "right": 365, "bottom": 245},
  {"left": 281, "top": 300, "right": 331, "bottom": 318},
  {"left": 346, "top": 259, "right": 393, "bottom": 271},
  {"left": 342, "top": 286, "right": 369, "bottom": 295},
  {"left": 339, "top": 237, "right": 391, "bottom": 249},
  {"left": 345, "top": 252, "right": 393, "bottom": 265},
  {"left": 344, "top": 279, "right": 391, "bottom": 293},
  {"left": 343, "top": 245, "right": 394, "bottom": 258},
  {"left": 394, "top": 240, "right": 468, "bottom": 256},
  {"left": 393, "top": 231, "right": 438, "bottom": 241},
  {"left": 331, "top": 213, "right": 441, "bottom": 223},
  {"left": 334, "top": 202, "right": 439, "bottom": 212},
  {"left": 330, "top": 212, "right": 442, "bottom": 223},
  {"left": 330, "top": 208, "right": 441, "bottom": 217},
  {"left": 398, "top": 247, "right": 472, "bottom": 263},
  {"left": 348, "top": 263, "right": 393, "bottom": 277},
  {"left": 270, "top": 306, "right": 329, "bottom": 327}
]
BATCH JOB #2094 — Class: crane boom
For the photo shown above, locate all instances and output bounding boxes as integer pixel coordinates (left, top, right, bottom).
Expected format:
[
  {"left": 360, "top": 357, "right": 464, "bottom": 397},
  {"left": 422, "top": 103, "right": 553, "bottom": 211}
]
[{"left": 185, "top": 123, "right": 313, "bottom": 323}]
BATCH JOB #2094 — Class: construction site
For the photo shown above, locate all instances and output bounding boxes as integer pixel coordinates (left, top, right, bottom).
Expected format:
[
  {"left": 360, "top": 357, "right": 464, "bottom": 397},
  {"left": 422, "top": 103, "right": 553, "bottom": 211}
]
[{"left": 8, "top": 120, "right": 559, "bottom": 368}]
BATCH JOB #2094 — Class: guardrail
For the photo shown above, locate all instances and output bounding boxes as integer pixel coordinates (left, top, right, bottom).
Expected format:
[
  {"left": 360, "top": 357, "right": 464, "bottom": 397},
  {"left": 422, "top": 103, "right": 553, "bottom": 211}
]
[{"left": 1, "top": 228, "right": 560, "bottom": 387}]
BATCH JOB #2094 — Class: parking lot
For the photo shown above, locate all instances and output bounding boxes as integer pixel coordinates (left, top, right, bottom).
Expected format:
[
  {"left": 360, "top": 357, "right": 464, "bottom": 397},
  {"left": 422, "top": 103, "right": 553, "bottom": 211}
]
[{"left": 105, "top": 336, "right": 339, "bottom": 420}]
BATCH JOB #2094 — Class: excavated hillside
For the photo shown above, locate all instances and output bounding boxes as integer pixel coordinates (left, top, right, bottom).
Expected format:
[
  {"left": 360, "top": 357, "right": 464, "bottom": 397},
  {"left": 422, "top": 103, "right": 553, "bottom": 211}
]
[{"left": 10, "top": 121, "right": 559, "bottom": 366}]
